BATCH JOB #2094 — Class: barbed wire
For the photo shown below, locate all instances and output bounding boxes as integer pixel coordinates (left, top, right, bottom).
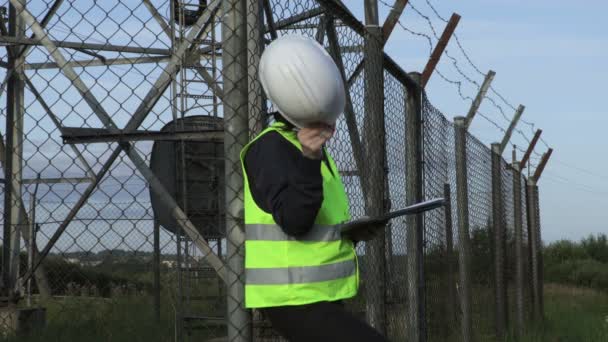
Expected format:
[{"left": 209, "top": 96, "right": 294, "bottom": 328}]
[
  {"left": 418, "top": 0, "right": 543, "bottom": 140},
  {"left": 380, "top": 0, "right": 517, "bottom": 136},
  {"left": 392, "top": 16, "right": 475, "bottom": 103},
  {"left": 477, "top": 110, "right": 507, "bottom": 133}
]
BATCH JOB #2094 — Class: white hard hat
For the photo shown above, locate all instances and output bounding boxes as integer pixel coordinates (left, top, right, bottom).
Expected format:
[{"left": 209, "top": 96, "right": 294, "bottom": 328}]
[{"left": 259, "top": 34, "right": 346, "bottom": 128}]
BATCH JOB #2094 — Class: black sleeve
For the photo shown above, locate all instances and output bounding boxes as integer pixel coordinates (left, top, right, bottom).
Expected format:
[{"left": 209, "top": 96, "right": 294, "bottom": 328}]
[{"left": 244, "top": 131, "right": 323, "bottom": 237}]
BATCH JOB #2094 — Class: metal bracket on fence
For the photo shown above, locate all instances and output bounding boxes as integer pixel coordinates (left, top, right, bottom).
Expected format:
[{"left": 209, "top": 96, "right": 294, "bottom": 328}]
[
  {"left": 520, "top": 129, "right": 542, "bottom": 169},
  {"left": 531, "top": 148, "right": 553, "bottom": 182},
  {"left": 499, "top": 104, "right": 526, "bottom": 155},
  {"left": 421, "top": 13, "right": 461, "bottom": 88},
  {"left": 382, "top": 0, "right": 409, "bottom": 41},
  {"left": 465, "top": 70, "right": 495, "bottom": 129}
]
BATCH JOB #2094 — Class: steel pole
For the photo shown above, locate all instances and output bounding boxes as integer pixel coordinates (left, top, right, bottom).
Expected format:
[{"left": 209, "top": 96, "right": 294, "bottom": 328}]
[
  {"left": 405, "top": 72, "right": 425, "bottom": 342},
  {"left": 491, "top": 143, "right": 506, "bottom": 339},
  {"left": 363, "top": 0, "right": 387, "bottom": 334},
  {"left": 512, "top": 161, "right": 524, "bottom": 336},
  {"left": 247, "top": 0, "right": 265, "bottom": 137},
  {"left": 526, "top": 179, "right": 541, "bottom": 322},
  {"left": 5, "top": 0, "right": 26, "bottom": 299},
  {"left": 153, "top": 221, "right": 161, "bottom": 323},
  {"left": 443, "top": 183, "right": 457, "bottom": 334},
  {"left": 222, "top": 0, "right": 251, "bottom": 340},
  {"left": 454, "top": 117, "right": 472, "bottom": 342}
]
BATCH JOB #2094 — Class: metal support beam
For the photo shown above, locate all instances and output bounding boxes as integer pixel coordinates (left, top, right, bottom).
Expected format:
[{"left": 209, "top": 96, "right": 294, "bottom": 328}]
[
  {"left": 382, "top": 0, "right": 409, "bottom": 41},
  {"left": 21, "top": 177, "right": 90, "bottom": 184},
  {"left": 499, "top": 104, "right": 525, "bottom": 154},
  {"left": 520, "top": 129, "right": 542, "bottom": 169},
  {"left": 25, "top": 55, "right": 172, "bottom": 70},
  {"left": 326, "top": 17, "right": 367, "bottom": 196},
  {"left": 465, "top": 70, "right": 495, "bottom": 129},
  {"left": 0, "top": 35, "right": 171, "bottom": 55},
  {"left": 193, "top": 63, "right": 224, "bottom": 99},
  {"left": 421, "top": 13, "right": 461, "bottom": 88},
  {"left": 61, "top": 127, "right": 224, "bottom": 144},
  {"left": 0, "top": 134, "right": 52, "bottom": 299},
  {"left": 315, "top": 14, "right": 327, "bottom": 43},
  {"left": 315, "top": 0, "right": 419, "bottom": 92},
  {"left": 262, "top": 0, "right": 278, "bottom": 40},
  {"left": 532, "top": 148, "right": 553, "bottom": 182},
  {"left": 5, "top": 0, "right": 26, "bottom": 298},
  {"left": 268, "top": 6, "right": 324, "bottom": 34},
  {"left": 344, "top": 0, "right": 410, "bottom": 94},
  {"left": 0, "top": 0, "right": 63, "bottom": 100},
  {"left": 23, "top": 149, "right": 123, "bottom": 286},
  {"left": 16, "top": 0, "right": 230, "bottom": 286},
  {"left": 142, "top": 0, "right": 172, "bottom": 39},
  {"left": 24, "top": 76, "right": 95, "bottom": 179}
]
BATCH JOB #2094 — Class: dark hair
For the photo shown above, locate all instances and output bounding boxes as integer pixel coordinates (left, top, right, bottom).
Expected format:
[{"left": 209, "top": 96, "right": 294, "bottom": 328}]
[{"left": 271, "top": 111, "right": 295, "bottom": 131}]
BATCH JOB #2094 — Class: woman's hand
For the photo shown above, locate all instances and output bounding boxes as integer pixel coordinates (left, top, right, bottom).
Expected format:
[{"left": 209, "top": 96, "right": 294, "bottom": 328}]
[{"left": 297, "top": 123, "right": 335, "bottom": 160}]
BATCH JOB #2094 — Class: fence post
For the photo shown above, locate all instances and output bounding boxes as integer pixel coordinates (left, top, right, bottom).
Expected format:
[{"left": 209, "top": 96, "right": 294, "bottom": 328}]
[
  {"left": 222, "top": 0, "right": 251, "bottom": 340},
  {"left": 491, "top": 143, "right": 507, "bottom": 339},
  {"left": 247, "top": 0, "right": 265, "bottom": 137},
  {"left": 363, "top": 0, "right": 387, "bottom": 333},
  {"left": 453, "top": 117, "right": 472, "bottom": 342},
  {"left": 527, "top": 178, "right": 544, "bottom": 322},
  {"left": 512, "top": 161, "right": 524, "bottom": 337},
  {"left": 443, "top": 183, "right": 457, "bottom": 335},
  {"left": 405, "top": 72, "right": 424, "bottom": 342},
  {"left": 153, "top": 221, "right": 161, "bottom": 322},
  {"left": 535, "top": 184, "right": 544, "bottom": 320},
  {"left": 526, "top": 179, "right": 541, "bottom": 322},
  {"left": 4, "top": 0, "right": 27, "bottom": 299}
]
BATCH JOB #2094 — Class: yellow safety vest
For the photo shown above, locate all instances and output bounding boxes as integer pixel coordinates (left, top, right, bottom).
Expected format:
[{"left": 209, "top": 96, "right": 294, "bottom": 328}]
[{"left": 240, "top": 122, "right": 358, "bottom": 308}]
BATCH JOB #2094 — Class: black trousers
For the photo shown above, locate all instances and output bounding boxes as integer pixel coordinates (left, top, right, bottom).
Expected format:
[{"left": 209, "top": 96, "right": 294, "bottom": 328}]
[{"left": 261, "top": 301, "right": 389, "bottom": 342}]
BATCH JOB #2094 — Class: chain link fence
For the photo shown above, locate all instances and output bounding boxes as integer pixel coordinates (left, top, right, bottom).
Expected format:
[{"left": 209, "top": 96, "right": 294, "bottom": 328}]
[{"left": 0, "top": 1, "right": 544, "bottom": 341}]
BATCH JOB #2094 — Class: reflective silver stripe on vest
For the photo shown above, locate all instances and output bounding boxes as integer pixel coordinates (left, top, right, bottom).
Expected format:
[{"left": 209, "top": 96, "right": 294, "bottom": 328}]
[
  {"left": 246, "top": 224, "right": 341, "bottom": 242},
  {"left": 246, "top": 259, "right": 356, "bottom": 285}
]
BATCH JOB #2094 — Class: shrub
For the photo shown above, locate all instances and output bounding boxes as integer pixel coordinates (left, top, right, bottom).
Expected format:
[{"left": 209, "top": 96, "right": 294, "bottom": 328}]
[
  {"left": 581, "top": 234, "right": 608, "bottom": 263},
  {"left": 545, "top": 259, "right": 608, "bottom": 292},
  {"left": 544, "top": 239, "right": 589, "bottom": 266}
]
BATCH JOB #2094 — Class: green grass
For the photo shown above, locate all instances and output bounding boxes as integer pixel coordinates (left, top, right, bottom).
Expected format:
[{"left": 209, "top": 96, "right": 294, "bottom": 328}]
[
  {"left": 1, "top": 293, "right": 225, "bottom": 342},
  {"left": 507, "top": 284, "right": 608, "bottom": 342},
  {"left": 1, "top": 283, "right": 606, "bottom": 341}
]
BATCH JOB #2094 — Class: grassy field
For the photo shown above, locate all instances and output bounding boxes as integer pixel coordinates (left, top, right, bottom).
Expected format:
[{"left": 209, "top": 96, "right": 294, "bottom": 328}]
[
  {"left": 1, "top": 294, "right": 225, "bottom": 342},
  {"left": 507, "top": 284, "right": 608, "bottom": 342},
  {"left": 0, "top": 283, "right": 606, "bottom": 341}
]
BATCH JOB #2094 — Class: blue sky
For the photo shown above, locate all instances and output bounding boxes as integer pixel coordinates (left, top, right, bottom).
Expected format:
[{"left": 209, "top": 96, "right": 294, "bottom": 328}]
[
  {"left": 343, "top": 0, "right": 608, "bottom": 242},
  {"left": 3, "top": 0, "right": 605, "bottom": 252}
]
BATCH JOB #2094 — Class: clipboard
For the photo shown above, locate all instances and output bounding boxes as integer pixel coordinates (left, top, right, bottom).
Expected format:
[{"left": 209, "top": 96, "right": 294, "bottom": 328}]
[{"left": 339, "top": 198, "right": 445, "bottom": 234}]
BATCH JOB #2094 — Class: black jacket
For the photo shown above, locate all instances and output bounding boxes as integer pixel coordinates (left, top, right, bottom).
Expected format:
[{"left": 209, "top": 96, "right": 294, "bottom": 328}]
[{"left": 243, "top": 122, "right": 331, "bottom": 237}]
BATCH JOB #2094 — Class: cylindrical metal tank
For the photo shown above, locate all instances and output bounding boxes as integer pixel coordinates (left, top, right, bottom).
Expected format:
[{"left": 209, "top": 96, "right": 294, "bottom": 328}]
[{"left": 150, "top": 115, "right": 224, "bottom": 238}]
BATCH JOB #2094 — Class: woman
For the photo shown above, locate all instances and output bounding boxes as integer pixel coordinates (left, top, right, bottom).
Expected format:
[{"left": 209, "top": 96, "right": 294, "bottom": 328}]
[{"left": 240, "top": 35, "right": 388, "bottom": 342}]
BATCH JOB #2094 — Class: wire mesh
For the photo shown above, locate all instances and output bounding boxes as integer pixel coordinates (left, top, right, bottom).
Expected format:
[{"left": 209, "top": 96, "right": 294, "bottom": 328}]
[{"left": 0, "top": 1, "right": 541, "bottom": 341}]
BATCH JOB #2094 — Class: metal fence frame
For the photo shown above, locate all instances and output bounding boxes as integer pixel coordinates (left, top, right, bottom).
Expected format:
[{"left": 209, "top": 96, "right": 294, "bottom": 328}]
[{"left": 0, "top": 1, "right": 544, "bottom": 341}]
